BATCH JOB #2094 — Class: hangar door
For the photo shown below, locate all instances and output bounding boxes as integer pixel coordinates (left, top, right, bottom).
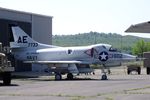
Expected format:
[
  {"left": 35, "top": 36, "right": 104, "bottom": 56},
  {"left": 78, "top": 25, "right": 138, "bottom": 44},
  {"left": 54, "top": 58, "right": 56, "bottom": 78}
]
[{"left": 0, "top": 19, "right": 32, "bottom": 72}]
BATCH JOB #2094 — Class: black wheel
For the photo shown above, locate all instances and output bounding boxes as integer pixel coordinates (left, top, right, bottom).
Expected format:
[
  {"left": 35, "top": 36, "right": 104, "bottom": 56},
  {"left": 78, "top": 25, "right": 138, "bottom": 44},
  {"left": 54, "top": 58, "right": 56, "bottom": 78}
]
[
  {"left": 127, "top": 69, "right": 130, "bottom": 75},
  {"left": 101, "top": 74, "right": 107, "bottom": 80},
  {"left": 137, "top": 67, "right": 141, "bottom": 75},
  {"left": 93, "top": 72, "right": 95, "bottom": 75},
  {"left": 67, "top": 73, "right": 73, "bottom": 80},
  {"left": 55, "top": 73, "right": 62, "bottom": 80},
  {"left": 147, "top": 67, "right": 150, "bottom": 75},
  {"left": 2, "top": 72, "right": 11, "bottom": 85}
]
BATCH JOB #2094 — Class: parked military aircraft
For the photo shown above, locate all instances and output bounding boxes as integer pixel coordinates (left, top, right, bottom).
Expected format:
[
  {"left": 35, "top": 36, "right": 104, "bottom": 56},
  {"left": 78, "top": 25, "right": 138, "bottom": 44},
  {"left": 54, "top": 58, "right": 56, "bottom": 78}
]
[{"left": 10, "top": 25, "right": 137, "bottom": 80}]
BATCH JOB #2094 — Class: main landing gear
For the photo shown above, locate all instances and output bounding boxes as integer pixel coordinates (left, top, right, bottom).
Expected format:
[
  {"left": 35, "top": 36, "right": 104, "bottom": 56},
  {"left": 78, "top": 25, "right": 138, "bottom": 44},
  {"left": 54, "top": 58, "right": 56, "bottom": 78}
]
[
  {"left": 55, "top": 73, "right": 62, "bottom": 80},
  {"left": 55, "top": 73, "right": 74, "bottom": 80},
  {"left": 67, "top": 73, "right": 73, "bottom": 80}
]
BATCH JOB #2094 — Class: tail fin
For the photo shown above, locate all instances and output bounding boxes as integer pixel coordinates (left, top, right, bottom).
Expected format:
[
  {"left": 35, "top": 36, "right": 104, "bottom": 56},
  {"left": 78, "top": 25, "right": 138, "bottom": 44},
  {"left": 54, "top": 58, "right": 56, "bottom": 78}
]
[
  {"left": 10, "top": 26, "right": 57, "bottom": 49},
  {"left": 10, "top": 26, "right": 37, "bottom": 48}
]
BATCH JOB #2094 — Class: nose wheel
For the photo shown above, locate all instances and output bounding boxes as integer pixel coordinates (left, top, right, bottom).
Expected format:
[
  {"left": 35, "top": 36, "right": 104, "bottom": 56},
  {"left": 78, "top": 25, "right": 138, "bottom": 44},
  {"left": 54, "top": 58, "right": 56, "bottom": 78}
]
[{"left": 101, "top": 73, "right": 108, "bottom": 80}]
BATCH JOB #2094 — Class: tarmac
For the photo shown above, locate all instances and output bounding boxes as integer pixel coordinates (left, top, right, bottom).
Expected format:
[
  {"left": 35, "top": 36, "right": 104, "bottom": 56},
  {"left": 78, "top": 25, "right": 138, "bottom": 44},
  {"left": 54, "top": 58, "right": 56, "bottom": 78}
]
[{"left": 0, "top": 67, "right": 150, "bottom": 100}]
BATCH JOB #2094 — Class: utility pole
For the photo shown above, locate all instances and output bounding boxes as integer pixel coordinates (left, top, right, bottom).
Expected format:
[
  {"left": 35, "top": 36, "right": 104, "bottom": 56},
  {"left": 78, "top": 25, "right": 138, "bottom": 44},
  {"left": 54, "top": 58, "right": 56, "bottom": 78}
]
[
  {"left": 94, "top": 32, "right": 97, "bottom": 44},
  {"left": 121, "top": 34, "right": 123, "bottom": 52}
]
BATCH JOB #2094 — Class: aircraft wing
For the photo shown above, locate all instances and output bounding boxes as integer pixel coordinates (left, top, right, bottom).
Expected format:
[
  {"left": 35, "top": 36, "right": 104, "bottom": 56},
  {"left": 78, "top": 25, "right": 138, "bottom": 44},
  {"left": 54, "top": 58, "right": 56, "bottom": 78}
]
[
  {"left": 24, "top": 60, "right": 92, "bottom": 64},
  {"left": 125, "top": 21, "right": 150, "bottom": 33}
]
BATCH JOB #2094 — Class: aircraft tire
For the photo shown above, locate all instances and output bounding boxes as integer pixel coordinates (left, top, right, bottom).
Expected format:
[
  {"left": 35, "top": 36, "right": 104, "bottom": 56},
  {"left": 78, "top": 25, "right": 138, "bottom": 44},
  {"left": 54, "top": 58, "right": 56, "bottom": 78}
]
[
  {"left": 67, "top": 73, "right": 73, "bottom": 80},
  {"left": 137, "top": 67, "right": 141, "bottom": 75},
  {"left": 147, "top": 67, "right": 150, "bottom": 75},
  {"left": 55, "top": 73, "right": 62, "bottom": 80},
  {"left": 127, "top": 69, "right": 130, "bottom": 75},
  {"left": 101, "top": 75, "right": 107, "bottom": 80},
  {"left": 2, "top": 72, "right": 11, "bottom": 85}
]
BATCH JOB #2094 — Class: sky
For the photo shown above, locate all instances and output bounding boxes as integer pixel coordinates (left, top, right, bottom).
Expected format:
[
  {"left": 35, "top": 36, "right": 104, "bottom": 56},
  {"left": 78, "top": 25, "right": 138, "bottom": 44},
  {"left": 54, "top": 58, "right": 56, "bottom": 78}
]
[{"left": 0, "top": 0, "right": 150, "bottom": 38}]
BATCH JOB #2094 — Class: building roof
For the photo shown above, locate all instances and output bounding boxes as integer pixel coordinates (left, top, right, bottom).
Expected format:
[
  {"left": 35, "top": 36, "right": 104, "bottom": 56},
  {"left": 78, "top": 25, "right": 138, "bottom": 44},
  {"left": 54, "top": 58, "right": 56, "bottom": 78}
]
[
  {"left": 125, "top": 21, "right": 150, "bottom": 33},
  {"left": 0, "top": 7, "right": 53, "bottom": 19}
]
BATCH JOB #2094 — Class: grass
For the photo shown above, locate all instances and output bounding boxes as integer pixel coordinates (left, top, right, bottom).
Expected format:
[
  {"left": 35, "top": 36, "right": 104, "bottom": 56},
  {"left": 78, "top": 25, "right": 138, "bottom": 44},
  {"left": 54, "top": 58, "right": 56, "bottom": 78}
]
[
  {"left": 105, "top": 97, "right": 114, "bottom": 100},
  {"left": 70, "top": 96, "right": 86, "bottom": 100}
]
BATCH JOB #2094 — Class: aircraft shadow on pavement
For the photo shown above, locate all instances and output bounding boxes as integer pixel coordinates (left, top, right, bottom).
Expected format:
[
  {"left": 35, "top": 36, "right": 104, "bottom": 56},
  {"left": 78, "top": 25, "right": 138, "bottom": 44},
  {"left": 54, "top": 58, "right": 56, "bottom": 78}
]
[
  {"left": 21, "top": 77, "right": 100, "bottom": 82},
  {"left": 0, "top": 82, "right": 19, "bottom": 87}
]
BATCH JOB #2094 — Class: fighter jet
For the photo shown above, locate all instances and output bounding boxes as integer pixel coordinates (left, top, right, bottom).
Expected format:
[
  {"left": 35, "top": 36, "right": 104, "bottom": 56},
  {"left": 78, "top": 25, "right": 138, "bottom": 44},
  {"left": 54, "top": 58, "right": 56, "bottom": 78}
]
[{"left": 10, "top": 25, "right": 137, "bottom": 80}]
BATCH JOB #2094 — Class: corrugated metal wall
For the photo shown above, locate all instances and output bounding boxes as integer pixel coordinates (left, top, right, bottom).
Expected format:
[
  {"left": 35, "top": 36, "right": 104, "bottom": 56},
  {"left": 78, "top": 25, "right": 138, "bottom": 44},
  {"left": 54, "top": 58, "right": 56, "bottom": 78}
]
[
  {"left": 0, "top": 8, "right": 52, "bottom": 72},
  {"left": 143, "top": 52, "right": 150, "bottom": 68},
  {"left": 0, "top": 19, "right": 32, "bottom": 72}
]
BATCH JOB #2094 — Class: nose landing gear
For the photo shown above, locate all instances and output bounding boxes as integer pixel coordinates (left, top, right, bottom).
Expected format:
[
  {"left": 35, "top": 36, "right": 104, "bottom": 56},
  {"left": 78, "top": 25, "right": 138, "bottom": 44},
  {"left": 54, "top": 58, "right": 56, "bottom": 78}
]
[
  {"left": 101, "top": 66, "right": 108, "bottom": 80},
  {"left": 101, "top": 73, "right": 108, "bottom": 80}
]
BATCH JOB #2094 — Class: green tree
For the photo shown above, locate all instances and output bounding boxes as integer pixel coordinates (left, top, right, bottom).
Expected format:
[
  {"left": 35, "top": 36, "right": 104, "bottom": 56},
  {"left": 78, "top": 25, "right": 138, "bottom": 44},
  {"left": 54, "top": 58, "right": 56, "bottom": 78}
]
[
  {"left": 52, "top": 32, "right": 150, "bottom": 52},
  {"left": 132, "top": 40, "right": 149, "bottom": 57},
  {"left": 146, "top": 42, "right": 150, "bottom": 51}
]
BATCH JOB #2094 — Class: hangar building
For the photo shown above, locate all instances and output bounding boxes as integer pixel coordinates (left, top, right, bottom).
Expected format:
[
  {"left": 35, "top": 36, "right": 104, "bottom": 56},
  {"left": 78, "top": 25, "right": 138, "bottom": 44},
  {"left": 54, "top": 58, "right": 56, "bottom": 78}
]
[{"left": 0, "top": 7, "right": 53, "bottom": 72}]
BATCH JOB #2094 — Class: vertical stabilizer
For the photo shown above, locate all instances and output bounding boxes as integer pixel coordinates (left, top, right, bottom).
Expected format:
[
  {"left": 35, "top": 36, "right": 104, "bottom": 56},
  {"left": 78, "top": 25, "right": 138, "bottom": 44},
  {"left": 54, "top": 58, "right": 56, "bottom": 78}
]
[
  {"left": 10, "top": 26, "right": 38, "bottom": 48},
  {"left": 10, "top": 26, "right": 57, "bottom": 49}
]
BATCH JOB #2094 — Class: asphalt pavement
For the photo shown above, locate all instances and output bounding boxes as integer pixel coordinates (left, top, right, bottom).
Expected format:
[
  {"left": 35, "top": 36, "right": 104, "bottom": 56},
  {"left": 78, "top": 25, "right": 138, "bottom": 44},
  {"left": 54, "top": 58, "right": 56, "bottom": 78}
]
[{"left": 0, "top": 68, "right": 150, "bottom": 100}]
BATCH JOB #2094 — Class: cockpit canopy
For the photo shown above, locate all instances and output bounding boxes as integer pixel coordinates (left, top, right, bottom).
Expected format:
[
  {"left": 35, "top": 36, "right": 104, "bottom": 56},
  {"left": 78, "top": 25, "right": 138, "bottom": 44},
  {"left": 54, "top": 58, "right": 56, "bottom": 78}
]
[
  {"left": 109, "top": 47, "right": 118, "bottom": 52},
  {"left": 91, "top": 44, "right": 118, "bottom": 52}
]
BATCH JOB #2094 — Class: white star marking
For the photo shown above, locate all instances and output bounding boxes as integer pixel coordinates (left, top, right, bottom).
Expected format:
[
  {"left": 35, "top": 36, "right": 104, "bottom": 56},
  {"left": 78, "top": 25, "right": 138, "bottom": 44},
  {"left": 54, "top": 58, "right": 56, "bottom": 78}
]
[{"left": 100, "top": 52, "right": 107, "bottom": 60}]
